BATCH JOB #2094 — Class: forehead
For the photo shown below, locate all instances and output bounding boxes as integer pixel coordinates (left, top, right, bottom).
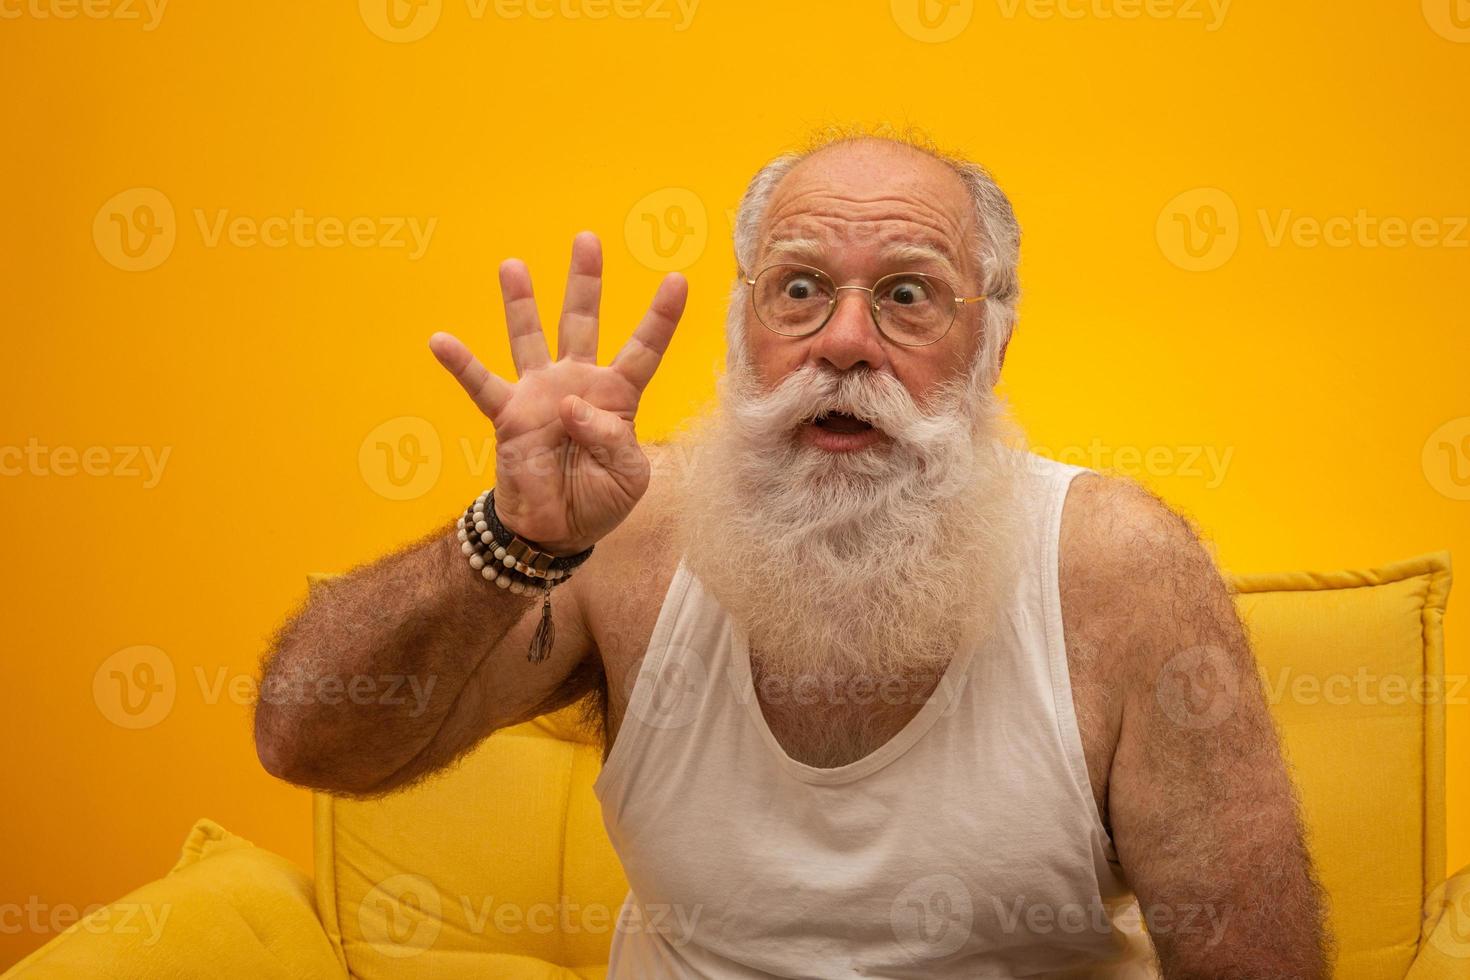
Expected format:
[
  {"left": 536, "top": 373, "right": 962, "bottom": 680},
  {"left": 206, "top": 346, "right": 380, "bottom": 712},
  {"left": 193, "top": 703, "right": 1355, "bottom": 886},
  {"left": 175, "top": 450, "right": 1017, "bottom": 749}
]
[{"left": 758, "top": 140, "right": 976, "bottom": 270}]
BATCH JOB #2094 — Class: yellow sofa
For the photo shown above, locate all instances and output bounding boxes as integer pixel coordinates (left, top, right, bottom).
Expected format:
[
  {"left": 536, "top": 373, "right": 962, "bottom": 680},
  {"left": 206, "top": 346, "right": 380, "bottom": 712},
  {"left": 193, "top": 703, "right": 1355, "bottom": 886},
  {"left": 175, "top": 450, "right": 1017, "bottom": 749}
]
[{"left": 7, "top": 552, "right": 1466, "bottom": 979}]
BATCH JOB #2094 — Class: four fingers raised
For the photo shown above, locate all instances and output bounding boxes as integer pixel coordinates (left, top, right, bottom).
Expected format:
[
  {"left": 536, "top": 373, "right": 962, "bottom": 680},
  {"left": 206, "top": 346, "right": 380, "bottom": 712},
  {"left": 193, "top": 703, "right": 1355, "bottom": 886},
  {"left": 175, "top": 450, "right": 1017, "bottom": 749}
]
[{"left": 437, "top": 238, "right": 686, "bottom": 421}]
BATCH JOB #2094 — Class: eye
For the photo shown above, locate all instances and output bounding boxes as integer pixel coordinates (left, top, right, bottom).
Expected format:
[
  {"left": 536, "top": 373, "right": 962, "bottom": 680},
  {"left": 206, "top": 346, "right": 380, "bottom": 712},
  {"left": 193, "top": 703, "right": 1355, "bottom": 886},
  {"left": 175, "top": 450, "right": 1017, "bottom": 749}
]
[
  {"left": 784, "top": 275, "right": 822, "bottom": 300},
  {"left": 883, "top": 277, "right": 931, "bottom": 306}
]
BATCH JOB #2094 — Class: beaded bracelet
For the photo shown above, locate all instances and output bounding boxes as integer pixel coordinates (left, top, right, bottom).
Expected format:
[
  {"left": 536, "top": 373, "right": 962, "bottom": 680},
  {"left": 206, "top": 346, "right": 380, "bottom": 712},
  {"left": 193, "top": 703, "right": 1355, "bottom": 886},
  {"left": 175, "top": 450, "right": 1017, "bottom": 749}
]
[
  {"left": 459, "top": 508, "right": 567, "bottom": 586},
  {"left": 455, "top": 488, "right": 594, "bottom": 663},
  {"left": 457, "top": 499, "right": 590, "bottom": 585}
]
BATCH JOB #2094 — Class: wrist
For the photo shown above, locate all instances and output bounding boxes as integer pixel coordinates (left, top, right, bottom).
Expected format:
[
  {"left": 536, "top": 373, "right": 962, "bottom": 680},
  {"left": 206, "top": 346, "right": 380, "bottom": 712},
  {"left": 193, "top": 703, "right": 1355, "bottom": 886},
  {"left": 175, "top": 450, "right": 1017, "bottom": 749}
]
[
  {"left": 530, "top": 535, "right": 599, "bottom": 558},
  {"left": 492, "top": 498, "right": 595, "bottom": 557},
  {"left": 457, "top": 487, "right": 593, "bottom": 665},
  {"left": 458, "top": 489, "right": 592, "bottom": 590},
  {"left": 481, "top": 489, "right": 595, "bottom": 568}
]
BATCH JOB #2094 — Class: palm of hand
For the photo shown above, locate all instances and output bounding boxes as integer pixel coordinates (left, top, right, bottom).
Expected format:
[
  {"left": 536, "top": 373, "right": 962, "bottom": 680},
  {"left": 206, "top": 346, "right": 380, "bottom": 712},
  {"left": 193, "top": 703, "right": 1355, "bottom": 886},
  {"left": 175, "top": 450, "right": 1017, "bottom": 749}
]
[{"left": 430, "top": 232, "right": 687, "bottom": 555}]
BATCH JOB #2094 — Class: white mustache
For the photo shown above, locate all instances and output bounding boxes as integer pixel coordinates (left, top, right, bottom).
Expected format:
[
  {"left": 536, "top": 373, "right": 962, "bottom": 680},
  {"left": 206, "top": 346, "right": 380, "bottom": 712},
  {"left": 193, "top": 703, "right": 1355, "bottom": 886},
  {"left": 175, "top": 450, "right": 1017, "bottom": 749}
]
[{"left": 729, "top": 365, "right": 970, "bottom": 451}]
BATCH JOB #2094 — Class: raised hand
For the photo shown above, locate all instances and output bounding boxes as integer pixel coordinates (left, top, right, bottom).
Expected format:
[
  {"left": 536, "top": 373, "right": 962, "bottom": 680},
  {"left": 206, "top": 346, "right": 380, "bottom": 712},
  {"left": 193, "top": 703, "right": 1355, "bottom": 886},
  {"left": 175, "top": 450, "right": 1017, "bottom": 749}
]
[{"left": 429, "top": 232, "right": 686, "bottom": 556}]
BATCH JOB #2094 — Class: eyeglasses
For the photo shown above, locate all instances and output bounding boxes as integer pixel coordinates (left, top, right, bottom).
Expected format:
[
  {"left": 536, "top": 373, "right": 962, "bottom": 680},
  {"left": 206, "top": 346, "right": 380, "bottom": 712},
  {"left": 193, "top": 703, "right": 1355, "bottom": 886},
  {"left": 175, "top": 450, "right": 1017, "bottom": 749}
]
[{"left": 742, "top": 263, "right": 986, "bottom": 348}]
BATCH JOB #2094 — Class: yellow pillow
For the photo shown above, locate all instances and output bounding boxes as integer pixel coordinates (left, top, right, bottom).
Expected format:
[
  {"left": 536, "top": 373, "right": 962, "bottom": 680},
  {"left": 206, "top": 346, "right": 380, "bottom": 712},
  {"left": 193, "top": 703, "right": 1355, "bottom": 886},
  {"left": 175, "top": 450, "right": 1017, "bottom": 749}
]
[
  {"left": 1233, "top": 551, "right": 1451, "bottom": 979},
  {"left": 315, "top": 715, "right": 620, "bottom": 980},
  {"left": 7, "top": 819, "right": 344, "bottom": 979}
]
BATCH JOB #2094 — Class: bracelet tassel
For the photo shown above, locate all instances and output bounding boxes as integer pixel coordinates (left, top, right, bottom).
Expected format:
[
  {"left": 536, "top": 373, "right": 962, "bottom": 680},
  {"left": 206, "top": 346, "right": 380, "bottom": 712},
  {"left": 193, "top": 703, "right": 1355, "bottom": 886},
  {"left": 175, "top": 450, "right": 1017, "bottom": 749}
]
[{"left": 530, "top": 588, "right": 555, "bottom": 665}]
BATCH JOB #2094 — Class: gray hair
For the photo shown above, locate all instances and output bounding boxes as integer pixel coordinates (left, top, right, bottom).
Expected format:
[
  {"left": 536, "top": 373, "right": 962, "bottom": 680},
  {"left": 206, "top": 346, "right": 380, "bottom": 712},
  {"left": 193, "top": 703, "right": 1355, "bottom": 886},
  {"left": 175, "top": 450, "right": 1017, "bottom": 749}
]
[{"left": 728, "top": 135, "right": 1022, "bottom": 387}]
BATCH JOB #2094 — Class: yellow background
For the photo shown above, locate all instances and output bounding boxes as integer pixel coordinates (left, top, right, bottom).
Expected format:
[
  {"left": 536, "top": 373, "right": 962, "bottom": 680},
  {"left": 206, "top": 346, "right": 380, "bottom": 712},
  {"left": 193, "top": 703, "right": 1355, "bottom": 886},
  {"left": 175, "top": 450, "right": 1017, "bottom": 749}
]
[{"left": 2, "top": 0, "right": 1467, "bottom": 967}]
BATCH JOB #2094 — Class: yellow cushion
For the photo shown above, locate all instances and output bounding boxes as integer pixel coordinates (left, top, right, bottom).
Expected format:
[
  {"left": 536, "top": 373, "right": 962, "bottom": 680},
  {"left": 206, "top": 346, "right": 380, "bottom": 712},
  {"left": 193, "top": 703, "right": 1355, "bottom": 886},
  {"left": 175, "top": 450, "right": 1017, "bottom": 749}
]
[
  {"left": 314, "top": 713, "right": 623, "bottom": 980},
  {"left": 1233, "top": 551, "right": 1451, "bottom": 980},
  {"left": 313, "top": 552, "right": 1453, "bottom": 978},
  {"left": 7, "top": 819, "right": 345, "bottom": 979}
]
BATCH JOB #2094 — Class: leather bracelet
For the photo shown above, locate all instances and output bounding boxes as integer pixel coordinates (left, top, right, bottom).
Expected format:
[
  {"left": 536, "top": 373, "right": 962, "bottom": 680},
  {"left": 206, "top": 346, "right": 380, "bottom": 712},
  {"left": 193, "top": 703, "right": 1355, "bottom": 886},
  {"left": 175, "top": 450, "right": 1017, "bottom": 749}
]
[{"left": 481, "top": 489, "right": 594, "bottom": 573}]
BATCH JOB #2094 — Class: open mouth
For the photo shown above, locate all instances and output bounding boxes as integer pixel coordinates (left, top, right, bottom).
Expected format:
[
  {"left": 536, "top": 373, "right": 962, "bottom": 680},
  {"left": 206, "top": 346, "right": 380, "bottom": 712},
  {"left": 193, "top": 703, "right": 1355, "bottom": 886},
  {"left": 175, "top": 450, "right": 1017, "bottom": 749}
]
[{"left": 812, "top": 411, "right": 875, "bottom": 434}]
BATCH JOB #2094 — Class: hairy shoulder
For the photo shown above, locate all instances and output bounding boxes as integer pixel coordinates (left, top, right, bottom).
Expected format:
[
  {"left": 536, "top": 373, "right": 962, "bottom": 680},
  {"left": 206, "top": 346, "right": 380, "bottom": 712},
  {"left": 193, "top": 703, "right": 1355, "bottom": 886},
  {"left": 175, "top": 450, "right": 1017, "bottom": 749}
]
[
  {"left": 1059, "top": 471, "right": 1236, "bottom": 674},
  {"left": 1061, "top": 471, "right": 1220, "bottom": 590}
]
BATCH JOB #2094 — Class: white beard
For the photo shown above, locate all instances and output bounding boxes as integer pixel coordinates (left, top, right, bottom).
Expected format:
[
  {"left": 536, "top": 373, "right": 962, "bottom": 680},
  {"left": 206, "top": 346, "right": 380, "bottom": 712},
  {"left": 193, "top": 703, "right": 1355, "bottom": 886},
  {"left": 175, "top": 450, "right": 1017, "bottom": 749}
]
[{"left": 675, "top": 351, "right": 1032, "bottom": 693}]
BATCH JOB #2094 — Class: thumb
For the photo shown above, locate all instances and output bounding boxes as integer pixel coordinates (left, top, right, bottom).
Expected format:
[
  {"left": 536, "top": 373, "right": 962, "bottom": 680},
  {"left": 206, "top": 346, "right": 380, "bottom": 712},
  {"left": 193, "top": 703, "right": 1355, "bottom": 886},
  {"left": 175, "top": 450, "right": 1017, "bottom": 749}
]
[{"left": 560, "top": 395, "right": 643, "bottom": 480}]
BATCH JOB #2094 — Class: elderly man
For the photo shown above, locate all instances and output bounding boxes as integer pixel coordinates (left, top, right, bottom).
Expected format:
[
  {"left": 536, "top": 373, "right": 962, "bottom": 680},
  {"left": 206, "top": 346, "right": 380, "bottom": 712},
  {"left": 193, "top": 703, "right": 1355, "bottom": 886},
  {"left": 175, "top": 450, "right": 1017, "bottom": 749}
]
[{"left": 254, "top": 132, "right": 1331, "bottom": 977}]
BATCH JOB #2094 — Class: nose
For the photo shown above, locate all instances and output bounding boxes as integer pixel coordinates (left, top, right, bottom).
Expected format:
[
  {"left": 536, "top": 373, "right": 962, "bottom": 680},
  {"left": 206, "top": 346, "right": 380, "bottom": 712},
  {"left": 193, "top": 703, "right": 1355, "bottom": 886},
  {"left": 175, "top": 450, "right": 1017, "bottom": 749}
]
[{"left": 808, "top": 287, "right": 889, "bottom": 374}]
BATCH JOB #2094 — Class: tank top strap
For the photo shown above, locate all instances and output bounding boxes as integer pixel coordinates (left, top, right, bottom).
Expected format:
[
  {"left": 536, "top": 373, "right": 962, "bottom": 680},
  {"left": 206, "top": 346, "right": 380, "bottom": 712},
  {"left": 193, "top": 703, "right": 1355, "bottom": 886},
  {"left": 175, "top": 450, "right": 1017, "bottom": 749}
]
[
  {"left": 593, "top": 559, "right": 744, "bottom": 804},
  {"left": 1029, "top": 454, "right": 1113, "bottom": 848}
]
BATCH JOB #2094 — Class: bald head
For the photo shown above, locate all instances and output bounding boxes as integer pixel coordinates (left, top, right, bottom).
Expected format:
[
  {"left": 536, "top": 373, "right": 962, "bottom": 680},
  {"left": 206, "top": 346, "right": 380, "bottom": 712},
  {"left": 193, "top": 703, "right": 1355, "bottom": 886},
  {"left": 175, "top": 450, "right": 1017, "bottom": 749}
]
[
  {"left": 757, "top": 138, "right": 983, "bottom": 295},
  {"left": 728, "top": 133, "right": 1021, "bottom": 406}
]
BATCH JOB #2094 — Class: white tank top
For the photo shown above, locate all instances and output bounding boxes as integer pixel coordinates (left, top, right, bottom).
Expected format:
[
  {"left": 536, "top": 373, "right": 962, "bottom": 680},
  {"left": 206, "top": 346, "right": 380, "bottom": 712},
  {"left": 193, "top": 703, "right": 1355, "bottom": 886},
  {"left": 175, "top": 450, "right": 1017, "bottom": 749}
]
[{"left": 593, "top": 452, "right": 1158, "bottom": 978}]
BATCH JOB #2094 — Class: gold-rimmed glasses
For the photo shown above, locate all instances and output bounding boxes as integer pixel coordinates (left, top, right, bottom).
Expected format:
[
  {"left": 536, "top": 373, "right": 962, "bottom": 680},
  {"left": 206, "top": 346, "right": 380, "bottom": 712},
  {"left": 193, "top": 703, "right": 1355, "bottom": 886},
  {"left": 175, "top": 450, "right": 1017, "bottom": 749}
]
[{"left": 742, "top": 263, "right": 986, "bottom": 348}]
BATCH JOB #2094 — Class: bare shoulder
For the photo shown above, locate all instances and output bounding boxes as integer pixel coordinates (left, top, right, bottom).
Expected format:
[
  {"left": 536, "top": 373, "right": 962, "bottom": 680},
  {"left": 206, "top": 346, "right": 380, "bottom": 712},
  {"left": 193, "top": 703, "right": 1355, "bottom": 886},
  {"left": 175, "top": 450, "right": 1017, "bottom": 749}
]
[
  {"left": 1059, "top": 471, "right": 1233, "bottom": 666},
  {"left": 1056, "top": 470, "right": 1240, "bottom": 821},
  {"left": 1060, "top": 472, "right": 1220, "bottom": 590},
  {"left": 1057, "top": 468, "right": 1244, "bottom": 725}
]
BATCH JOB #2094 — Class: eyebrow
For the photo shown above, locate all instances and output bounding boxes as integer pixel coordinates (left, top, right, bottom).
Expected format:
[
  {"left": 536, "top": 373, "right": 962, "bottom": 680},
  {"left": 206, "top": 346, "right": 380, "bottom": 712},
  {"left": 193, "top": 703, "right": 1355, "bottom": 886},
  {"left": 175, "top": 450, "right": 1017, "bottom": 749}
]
[
  {"left": 762, "top": 237, "right": 825, "bottom": 265},
  {"left": 759, "top": 237, "right": 962, "bottom": 281},
  {"left": 879, "top": 241, "right": 961, "bottom": 278}
]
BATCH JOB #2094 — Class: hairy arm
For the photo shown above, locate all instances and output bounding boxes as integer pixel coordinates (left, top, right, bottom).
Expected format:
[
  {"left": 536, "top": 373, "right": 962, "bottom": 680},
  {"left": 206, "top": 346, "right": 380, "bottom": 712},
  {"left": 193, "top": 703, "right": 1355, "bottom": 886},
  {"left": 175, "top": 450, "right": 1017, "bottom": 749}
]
[
  {"left": 252, "top": 527, "right": 600, "bottom": 797},
  {"left": 1070, "top": 475, "right": 1332, "bottom": 977},
  {"left": 255, "top": 234, "right": 684, "bottom": 797}
]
